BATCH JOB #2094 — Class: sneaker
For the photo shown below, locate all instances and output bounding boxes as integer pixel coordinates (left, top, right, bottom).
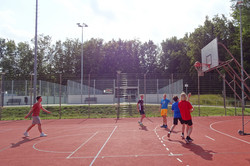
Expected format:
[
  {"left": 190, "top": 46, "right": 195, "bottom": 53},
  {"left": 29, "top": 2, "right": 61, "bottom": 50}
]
[
  {"left": 164, "top": 125, "right": 168, "bottom": 128},
  {"left": 181, "top": 133, "right": 184, "bottom": 139},
  {"left": 160, "top": 125, "right": 165, "bottom": 128},
  {"left": 185, "top": 137, "right": 190, "bottom": 144},
  {"left": 167, "top": 132, "right": 171, "bottom": 138},
  {"left": 23, "top": 131, "right": 29, "bottom": 137},
  {"left": 40, "top": 132, "right": 47, "bottom": 137},
  {"left": 188, "top": 137, "right": 193, "bottom": 142}
]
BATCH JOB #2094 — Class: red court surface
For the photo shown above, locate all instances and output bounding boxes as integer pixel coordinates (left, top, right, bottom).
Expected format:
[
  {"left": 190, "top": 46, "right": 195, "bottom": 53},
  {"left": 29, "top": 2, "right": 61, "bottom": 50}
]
[{"left": 0, "top": 116, "right": 250, "bottom": 166}]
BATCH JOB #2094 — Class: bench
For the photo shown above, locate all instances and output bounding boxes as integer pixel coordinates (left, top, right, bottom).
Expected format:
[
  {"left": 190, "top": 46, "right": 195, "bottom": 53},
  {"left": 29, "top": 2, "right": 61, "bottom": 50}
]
[
  {"left": 84, "top": 97, "right": 97, "bottom": 104},
  {"left": 7, "top": 98, "right": 21, "bottom": 105}
]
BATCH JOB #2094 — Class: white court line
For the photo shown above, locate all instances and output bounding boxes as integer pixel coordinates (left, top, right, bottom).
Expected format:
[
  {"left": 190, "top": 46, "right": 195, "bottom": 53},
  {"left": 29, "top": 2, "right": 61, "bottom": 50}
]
[
  {"left": 89, "top": 126, "right": 117, "bottom": 166},
  {"left": 70, "top": 153, "right": 170, "bottom": 159},
  {"left": 66, "top": 132, "right": 98, "bottom": 159},
  {"left": 177, "top": 158, "right": 182, "bottom": 162},
  {"left": 33, "top": 133, "right": 97, "bottom": 154},
  {"left": 205, "top": 135, "right": 215, "bottom": 141},
  {"left": 210, "top": 121, "right": 250, "bottom": 145}
]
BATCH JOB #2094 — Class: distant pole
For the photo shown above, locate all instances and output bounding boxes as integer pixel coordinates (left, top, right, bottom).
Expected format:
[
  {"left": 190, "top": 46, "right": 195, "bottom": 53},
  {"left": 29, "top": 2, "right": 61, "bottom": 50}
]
[
  {"left": 1, "top": 73, "right": 5, "bottom": 107},
  {"left": 117, "top": 71, "right": 121, "bottom": 119},
  {"left": 198, "top": 75, "right": 200, "bottom": 116},
  {"left": 0, "top": 72, "right": 5, "bottom": 120},
  {"left": 185, "top": 83, "right": 188, "bottom": 94},
  {"left": 30, "top": 73, "right": 34, "bottom": 109},
  {"left": 76, "top": 23, "right": 88, "bottom": 104},
  {"left": 223, "top": 74, "right": 226, "bottom": 116},
  {"left": 59, "top": 73, "right": 62, "bottom": 119},
  {"left": 144, "top": 74, "right": 146, "bottom": 105},
  {"left": 234, "top": 75, "right": 236, "bottom": 116},
  {"left": 88, "top": 73, "right": 90, "bottom": 118},
  {"left": 33, "top": 0, "right": 38, "bottom": 104}
]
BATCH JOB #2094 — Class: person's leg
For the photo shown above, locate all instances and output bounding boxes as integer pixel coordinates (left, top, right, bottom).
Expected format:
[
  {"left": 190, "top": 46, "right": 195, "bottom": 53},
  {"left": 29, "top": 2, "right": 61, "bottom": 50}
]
[
  {"left": 187, "top": 125, "right": 193, "bottom": 137},
  {"left": 169, "top": 118, "right": 177, "bottom": 133},
  {"left": 163, "top": 116, "right": 167, "bottom": 125},
  {"left": 26, "top": 124, "right": 36, "bottom": 132},
  {"left": 170, "top": 124, "right": 175, "bottom": 132},
  {"left": 38, "top": 124, "right": 42, "bottom": 133},
  {"left": 182, "top": 124, "right": 185, "bottom": 135},
  {"left": 141, "top": 114, "right": 145, "bottom": 122},
  {"left": 186, "top": 125, "right": 189, "bottom": 136},
  {"left": 24, "top": 123, "right": 35, "bottom": 137}
]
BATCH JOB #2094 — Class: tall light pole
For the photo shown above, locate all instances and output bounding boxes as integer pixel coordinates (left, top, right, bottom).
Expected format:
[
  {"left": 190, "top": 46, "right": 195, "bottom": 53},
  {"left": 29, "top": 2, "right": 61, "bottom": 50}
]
[
  {"left": 77, "top": 22, "right": 88, "bottom": 104},
  {"left": 33, "top": 0, "right": 38, "bottom": 104},
  {"left": 237, "top": 0, "right": 245, "bottom": 134}
]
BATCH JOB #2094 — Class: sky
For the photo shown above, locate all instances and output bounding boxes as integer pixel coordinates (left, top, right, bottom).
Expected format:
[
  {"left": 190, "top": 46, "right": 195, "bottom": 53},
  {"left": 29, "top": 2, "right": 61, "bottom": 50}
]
[{"left": 0, "top": 0, "right": 233, "bottom": 45}]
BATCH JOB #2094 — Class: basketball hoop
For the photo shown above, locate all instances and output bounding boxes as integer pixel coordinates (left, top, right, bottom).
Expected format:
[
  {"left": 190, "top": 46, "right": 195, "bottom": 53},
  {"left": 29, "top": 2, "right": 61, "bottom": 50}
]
[{"left": 194, "top": 61, "right": 211, "bottom": 76}]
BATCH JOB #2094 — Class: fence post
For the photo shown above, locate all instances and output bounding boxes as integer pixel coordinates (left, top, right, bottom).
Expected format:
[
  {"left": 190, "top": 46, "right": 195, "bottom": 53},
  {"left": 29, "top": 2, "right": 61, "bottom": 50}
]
[
  {"left": 59, "top": 73, "right": 62, "bottom": 119},
  {"left": 88, "top": 73, "right": 91, "bottom": 118},
  {"left": 0, "top": 73, "right": 3, "bottom": 120},
  {"left": 223, "top": 74, "right": 226, "bottom": 116},
  {"left": 157, "top": 79, "right": 159, "bottom": 104},
  {"left": 198, "top": 74, "right": 201, "bottom": 116},
  {"left": 144, "top": 73, "right": 146, "bottom": 105},
  {"left": 116, "top": 71, "right": 121, "bottom": 119},
  {"left": 234, "top": 75, "right": 236, "bottom": 116}
]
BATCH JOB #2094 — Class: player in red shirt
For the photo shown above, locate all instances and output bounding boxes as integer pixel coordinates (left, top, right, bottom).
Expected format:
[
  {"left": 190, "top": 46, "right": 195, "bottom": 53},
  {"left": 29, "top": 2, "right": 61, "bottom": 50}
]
[
  {"left": 178, "top": 92, "right": 194, "bottom": 143},
  {"left": 24, "top": 96, "right": 51, "bottom": 137}
]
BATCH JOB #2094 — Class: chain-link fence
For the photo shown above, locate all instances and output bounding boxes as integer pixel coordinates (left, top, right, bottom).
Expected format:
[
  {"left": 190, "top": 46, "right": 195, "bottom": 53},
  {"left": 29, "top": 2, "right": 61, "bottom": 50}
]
[{"left": 0, "top": 72, "right": 248, "bottom": 106}]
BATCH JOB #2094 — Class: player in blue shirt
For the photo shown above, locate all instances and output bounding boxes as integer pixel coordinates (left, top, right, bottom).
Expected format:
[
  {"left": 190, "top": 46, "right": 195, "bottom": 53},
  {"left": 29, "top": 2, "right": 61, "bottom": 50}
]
[
  {"left": 159, "top": 94, "right": 172, "bottom": 128},
  {"left": 167, "top": 95, "right": 185, "bottom": 139}
]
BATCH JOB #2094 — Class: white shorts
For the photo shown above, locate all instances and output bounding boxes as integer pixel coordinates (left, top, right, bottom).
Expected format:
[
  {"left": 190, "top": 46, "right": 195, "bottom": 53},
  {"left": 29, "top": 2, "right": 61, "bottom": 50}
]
[{"left": 32, "top": 116, "right": 41, "bottom": 124}]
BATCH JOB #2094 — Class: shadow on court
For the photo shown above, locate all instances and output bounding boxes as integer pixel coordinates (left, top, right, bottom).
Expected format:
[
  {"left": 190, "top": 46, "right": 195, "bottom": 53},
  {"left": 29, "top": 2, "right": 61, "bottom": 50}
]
[
  {"left": 139, "top": 125, "right": 148, "bottom": 131},
  {"left": 11, "top": 137, "right": 40, "bottom": 148},
  {"left": 181, "top": 142, "right": 215, "bottom": 161}
]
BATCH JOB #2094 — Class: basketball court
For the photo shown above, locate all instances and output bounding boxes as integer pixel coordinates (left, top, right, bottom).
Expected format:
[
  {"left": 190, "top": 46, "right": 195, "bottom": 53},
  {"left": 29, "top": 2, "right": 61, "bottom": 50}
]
[{"left": 0, "top": 116, "right": 249, "bottom": 166}]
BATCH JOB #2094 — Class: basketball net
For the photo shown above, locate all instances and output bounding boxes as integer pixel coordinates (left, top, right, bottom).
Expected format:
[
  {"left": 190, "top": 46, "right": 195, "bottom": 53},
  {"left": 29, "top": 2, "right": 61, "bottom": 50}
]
[{"left": 194, "top": 61, "right": 210, "bottom": 77}]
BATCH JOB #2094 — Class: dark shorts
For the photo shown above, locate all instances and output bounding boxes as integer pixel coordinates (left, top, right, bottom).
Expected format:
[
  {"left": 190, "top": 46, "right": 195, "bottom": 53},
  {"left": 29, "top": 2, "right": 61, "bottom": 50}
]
[
  {"left": 139, "top": 110, "right": 145, "bottom": 115},
  {"left": 182, "top": 119, "right": 193, "bottom": 126},
  {"left": 173, "top": 118, "right": 184, "bottom": 125}
]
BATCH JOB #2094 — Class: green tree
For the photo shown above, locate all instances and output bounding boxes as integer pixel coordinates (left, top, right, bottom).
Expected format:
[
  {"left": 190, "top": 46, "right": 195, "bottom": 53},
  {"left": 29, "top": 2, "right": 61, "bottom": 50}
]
[
  {"left": 16, "top": 42, "right": 34, "bottom": 80},
  {"left": 139, "top": 40, "right": 160, "bottom": 74},
  {"left": 160, "top": 37, "right": 189, "bottom": 75},
  {"left": 0, "top": 40, "right": 17, "bottom": 79}
]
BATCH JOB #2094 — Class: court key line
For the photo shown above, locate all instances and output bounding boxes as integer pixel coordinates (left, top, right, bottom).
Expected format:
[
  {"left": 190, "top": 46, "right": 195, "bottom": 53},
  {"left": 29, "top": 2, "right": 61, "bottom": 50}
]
[
  {"left": 205, "top": 135, "right": 215, "bottom": 141},
  {"left": 33, "top": 133, "right": 98, "bottom": 154},
  {"left": 210, "top": 120, "right": 250, "bottom": 145},
  {"left": 153, "top": 125, "right": 184, "bottom": 165},
  {"left": 89, "top": 126, "right": 117, "bottom": 166},
  {"left": 66, "top": 132, "right": 98, "bottom": 159}
]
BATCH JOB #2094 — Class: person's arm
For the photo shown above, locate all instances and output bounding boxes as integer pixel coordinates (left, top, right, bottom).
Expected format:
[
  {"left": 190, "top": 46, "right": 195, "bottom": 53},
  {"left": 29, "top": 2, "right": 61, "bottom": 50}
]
[
  {"left": 171, "top": 104, "right": 174, "bottom": 112},
  {"left": 187, "top": 93, "right": 191, "bottom": 101},
  {"left": 159, "top": 103, "right": 162, "bottom": 112},
  {"left": 41, "top": 106, "right": 51, "bottom": 114},
  {"left": 25, "top": 108, "right": 33, "bottom": 119},
  {"left": 189, "top": 102, "right": 194, "bottom": 113},
  {"left": 137, "top": 102, "right": 139, "bottom": 112}
]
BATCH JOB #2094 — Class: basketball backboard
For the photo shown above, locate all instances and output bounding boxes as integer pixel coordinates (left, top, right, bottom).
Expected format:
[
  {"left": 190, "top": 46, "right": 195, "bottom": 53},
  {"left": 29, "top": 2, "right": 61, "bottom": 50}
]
[{"left": 201, "top": 38, "right": 219, "bottom": 72}]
